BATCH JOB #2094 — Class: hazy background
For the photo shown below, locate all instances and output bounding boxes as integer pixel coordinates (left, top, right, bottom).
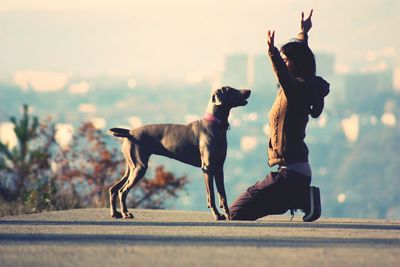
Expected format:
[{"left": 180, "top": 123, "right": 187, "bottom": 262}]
[
  {"left": 1, "top": 0, "right": 399, "bottom": 82},
  {"left": 1, "top": 0, "right": 400, "bottom": 219}
]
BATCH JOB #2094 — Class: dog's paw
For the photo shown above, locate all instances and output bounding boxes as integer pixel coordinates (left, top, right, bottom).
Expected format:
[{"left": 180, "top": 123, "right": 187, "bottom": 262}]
[
  {"left": 111, "top": 211, "right": 123, "bottom": 219},
  {"left": 122, "top": 212, "right": 134, "bottom": 219},
  {"left": 224, "top": 209, "right": 231, "bottom": 220},
  {"left": 214, "top": 214, "right": 227, "bottom": 221}
]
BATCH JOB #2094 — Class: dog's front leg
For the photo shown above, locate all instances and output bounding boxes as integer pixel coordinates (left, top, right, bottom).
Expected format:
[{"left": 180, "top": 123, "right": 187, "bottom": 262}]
[
  {"left": 215, "top": 168, "right": 231, "bottom": 220},
  {"left": 200, "top": 143, "right": 225, "bottom": 220},
  {"left": 203, "top": 171, "right": 226, "bottom": 221}
]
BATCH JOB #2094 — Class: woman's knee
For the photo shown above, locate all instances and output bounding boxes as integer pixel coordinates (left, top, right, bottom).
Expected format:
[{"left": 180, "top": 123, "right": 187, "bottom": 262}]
[{"left": 229, "top": 209, "right": 258, "bottom": 221}]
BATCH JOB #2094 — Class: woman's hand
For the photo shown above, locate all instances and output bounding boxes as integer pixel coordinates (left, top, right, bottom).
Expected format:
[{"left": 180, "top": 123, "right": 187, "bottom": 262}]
[
  {"left": 267, "top": 30, "right": 275, "bottom": 53},
  {"left": 301, "top": 9, "right": 313, "bottom": 34}
]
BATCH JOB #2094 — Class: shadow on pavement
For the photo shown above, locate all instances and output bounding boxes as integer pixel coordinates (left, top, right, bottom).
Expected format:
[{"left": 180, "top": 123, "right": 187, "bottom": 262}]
[
  {"left": 0, "top": 233, "right": 399, "bottom": 248},
  {"left": 1, "top": 219, "right": 400, "bottom": 231}
]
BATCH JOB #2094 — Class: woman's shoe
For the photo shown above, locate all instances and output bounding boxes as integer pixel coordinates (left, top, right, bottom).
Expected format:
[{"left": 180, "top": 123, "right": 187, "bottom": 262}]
[{"left": 302, "top": 186, "right": 321, "bottom": 222}]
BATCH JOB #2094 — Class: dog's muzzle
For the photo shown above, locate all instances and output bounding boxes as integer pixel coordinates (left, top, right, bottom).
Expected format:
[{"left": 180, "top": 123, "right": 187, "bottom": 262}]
[{"left": 239, "top": 89, "right": 251, "bottom": 105}]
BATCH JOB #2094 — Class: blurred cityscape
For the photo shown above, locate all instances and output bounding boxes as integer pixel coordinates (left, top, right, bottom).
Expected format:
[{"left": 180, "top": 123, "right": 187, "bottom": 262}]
[{"left": 1, "top": 49, "right": 399, "bottom": 219}]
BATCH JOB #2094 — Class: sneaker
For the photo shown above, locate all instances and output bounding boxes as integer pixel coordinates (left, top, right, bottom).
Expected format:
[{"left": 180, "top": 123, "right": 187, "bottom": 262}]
[{"left": 302, "top": 186, "right": 321, "bottom": 222}]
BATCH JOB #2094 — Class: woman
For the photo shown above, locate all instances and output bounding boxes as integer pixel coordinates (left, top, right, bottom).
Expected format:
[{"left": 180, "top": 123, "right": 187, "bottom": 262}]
[{"left": 229, "top": 10, "right": 330, "bottom": 221}]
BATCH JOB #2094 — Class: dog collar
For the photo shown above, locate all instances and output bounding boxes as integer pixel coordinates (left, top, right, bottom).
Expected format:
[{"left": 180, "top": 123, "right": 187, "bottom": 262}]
[{"left": 203, "top": 113, "right": 230, "bottom": 130}]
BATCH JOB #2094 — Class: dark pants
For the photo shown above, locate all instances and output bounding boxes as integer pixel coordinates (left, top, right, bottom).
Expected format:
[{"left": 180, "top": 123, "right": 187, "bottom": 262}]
[{"left": 229, "top": 169, "right": 311, "bottom": 220}]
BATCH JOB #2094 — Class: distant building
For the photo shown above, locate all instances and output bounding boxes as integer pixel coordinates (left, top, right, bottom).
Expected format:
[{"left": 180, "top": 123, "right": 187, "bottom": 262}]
[
  {"left": 253, "top": 54, "right": 275, "bottom": 89},
  {"left": 343, "top": 70, "right": 393, "bottom": 96},
  {"left": 376, "top": 70, "right": 394, "bottom": 92},
  {"left": 394, "top": 68, "right": 400, "bottom": 92},
  {"left": 315, "top": 52, "right": 335, "bottom": 78},
  {"left": 222, "top": 54, "right": 249, "bottom": 88}
]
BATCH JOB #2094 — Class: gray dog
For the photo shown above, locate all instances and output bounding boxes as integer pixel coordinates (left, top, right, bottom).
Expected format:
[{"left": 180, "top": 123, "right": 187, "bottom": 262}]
[{"left": 108, "top": 86, "right": 251, "bottom": 220}]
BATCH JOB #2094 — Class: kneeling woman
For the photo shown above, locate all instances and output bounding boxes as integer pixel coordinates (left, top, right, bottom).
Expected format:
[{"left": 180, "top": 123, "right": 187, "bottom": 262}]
[{"left": 229, "top": 10, "right": 329, "bottom": 221}]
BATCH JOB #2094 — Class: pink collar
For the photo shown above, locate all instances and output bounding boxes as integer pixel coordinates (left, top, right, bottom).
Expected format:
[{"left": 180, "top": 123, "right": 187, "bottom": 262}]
[{"left": 203, "top": 113, "right": 230, "bottom": 130}]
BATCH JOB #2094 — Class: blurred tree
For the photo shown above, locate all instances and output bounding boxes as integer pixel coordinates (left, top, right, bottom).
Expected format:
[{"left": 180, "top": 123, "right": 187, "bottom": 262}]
[{"left": 0, "top": 104, "right": 57, "bottom": 213}]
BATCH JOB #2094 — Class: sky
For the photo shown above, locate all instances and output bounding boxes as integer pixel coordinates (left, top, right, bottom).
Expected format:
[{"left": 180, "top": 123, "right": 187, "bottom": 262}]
[{"left": 0, "top": 0, "right": 399, "bottom": 82}]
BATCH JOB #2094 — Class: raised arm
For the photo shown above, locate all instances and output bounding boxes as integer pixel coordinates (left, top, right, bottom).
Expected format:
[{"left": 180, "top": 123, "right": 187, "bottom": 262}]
[
  {"left": 266, "top": 30, "right": 288, "bottom": 82},
  {"left": 266, "top": 30, "right": 286, "bottom": 81},
  {"left": 267, "top": 30, "right": 304, "bottom": 98},
  {"left": 297, "top": 9, "right": 313, "bottom": 44}
]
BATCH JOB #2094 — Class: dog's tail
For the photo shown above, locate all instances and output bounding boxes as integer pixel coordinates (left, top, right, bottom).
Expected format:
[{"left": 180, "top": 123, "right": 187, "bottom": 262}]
[{"left": 107, "top": 128, "right": 131, "bottom": 138}]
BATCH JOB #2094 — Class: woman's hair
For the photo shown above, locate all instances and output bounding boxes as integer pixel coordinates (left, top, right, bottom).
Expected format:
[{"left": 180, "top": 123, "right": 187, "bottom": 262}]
[{"left": 280, "top": 41, "right": 316, "bottom": 77}]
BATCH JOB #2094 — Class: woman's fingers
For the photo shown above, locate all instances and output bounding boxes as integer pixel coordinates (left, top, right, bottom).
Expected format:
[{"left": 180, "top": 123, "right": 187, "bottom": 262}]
[
  {"left": 267, "top": 30, "right": 275, "bottom": 51},
  {"left": 271, "top": 30, "right": 275, "bottom": 45},
  {"left": 301, "top": 9, "right": 313, "bottom": 32},
  {"left": 308, "top": 9, "right": 313, "bottom": 19},
  {"left": 302, "top": 9, "right": 313, "bottom": 22}
]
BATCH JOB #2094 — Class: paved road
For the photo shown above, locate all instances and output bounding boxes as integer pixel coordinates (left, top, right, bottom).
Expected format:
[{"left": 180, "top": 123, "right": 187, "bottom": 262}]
[{"left": 1, "top": 209, "right": 399, "bottom": 267}]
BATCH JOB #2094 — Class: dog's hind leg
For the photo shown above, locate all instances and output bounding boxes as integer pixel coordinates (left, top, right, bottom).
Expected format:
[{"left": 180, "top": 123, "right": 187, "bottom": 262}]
[
  {"left": 109, "top": 163, "right": 130, "bottom": 218},
  {"left": 118, "top": 163, "right": 148, "bottom": 219},
  {"left": 117, "top": 146, "right": 149, "bottom": 219}
]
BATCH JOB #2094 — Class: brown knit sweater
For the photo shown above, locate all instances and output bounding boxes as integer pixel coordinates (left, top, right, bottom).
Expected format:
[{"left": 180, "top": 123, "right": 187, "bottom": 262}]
[{"left": 267, "top": 32, "right": 330, "bottom": 167}]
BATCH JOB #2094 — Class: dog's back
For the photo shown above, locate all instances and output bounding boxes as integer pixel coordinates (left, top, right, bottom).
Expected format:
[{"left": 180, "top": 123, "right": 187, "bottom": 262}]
[{"left": 109, "top": 122, "right": 203, "bottom": 167}]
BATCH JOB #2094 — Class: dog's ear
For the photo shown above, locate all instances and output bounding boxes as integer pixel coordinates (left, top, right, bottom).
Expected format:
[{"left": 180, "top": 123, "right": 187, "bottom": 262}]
[{"left": 212, "top": 89, "right": 225, "bottom": 106}]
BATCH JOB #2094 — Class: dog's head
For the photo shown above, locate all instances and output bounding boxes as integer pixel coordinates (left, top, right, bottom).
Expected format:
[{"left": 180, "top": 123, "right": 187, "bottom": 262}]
[{"left": 212, "top": 86, "right": 251, "bottom": 108}]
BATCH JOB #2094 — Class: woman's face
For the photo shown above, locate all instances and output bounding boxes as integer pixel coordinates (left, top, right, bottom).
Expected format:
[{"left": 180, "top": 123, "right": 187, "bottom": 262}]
[{"left": 280, "top": 52, "right": 294, "bottom": 74}]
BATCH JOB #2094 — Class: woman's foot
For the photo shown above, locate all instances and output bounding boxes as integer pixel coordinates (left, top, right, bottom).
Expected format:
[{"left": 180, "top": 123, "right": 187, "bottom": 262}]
[{"left": 302, "top": 186, "right": 321, "bottom": 222}]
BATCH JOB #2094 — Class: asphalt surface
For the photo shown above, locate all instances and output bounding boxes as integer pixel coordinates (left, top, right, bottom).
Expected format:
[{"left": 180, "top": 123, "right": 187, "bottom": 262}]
[{"left": 1, "top": 208, "right": 399, "bottom": 267}]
